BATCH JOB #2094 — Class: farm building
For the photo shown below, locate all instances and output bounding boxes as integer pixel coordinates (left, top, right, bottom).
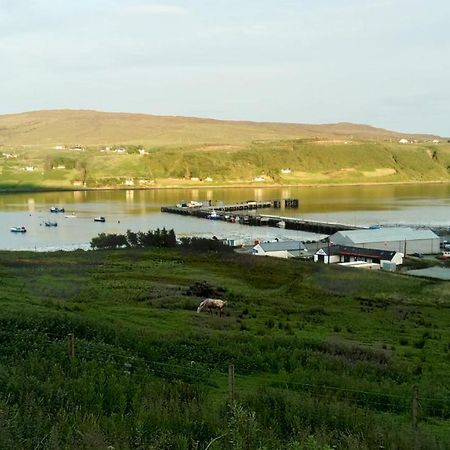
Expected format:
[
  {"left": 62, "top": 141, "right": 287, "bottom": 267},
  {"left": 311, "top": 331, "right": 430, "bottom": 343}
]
[
  {"left": 328, "top": 228, "right": 440, "bottom": 255},
  {"left": 314, "top": 245, "right": 403, "bottom": 266},
  {"left": 252, "top": 240, "right": 307, "bottom": 259}
]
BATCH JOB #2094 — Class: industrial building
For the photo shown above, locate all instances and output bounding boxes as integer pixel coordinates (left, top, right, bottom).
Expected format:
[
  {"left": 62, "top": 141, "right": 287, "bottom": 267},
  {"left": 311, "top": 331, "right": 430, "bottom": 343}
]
[{"left": 328, "top": 227, "right": 440, "bottom": 255}]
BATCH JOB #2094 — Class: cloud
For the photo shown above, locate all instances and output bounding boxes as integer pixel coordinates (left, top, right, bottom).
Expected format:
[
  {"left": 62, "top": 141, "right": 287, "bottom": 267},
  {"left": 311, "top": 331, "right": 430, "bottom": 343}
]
[{"left": 121, "top": 3, "right": 187, "bottom": 15}]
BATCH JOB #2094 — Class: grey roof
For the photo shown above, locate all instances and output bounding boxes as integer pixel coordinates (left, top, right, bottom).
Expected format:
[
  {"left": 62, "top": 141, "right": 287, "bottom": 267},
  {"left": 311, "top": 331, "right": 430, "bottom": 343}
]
[
  {"left": 257, "top": 240, "right": 306, "bottom": 252},
  {"left": 331, "top": 227, "right": 439, "bottom": 244},
  {"left": 317, "top": 245, "right": 397, "bottom": 259}
]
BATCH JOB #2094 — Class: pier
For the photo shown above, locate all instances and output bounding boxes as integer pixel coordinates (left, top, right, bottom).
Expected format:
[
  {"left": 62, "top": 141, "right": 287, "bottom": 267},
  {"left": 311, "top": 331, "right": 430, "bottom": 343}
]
[{"left": 161, "top": 200, "right": 363, "bottom": 235}]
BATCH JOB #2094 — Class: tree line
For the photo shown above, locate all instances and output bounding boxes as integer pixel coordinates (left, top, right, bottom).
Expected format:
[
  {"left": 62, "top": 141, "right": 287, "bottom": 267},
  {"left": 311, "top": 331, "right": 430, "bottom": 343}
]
[{"left": 90, "top": 228, "right": 232, "bottom": 252}]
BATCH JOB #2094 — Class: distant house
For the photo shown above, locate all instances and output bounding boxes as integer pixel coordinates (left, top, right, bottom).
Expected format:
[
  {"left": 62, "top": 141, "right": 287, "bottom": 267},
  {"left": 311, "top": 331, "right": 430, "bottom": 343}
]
[
  {"left": 25, "top": 165, "right": 34, "bottom": 172},
  {"left": 328, "top": 227, "right": 440, "bottom": 255},
  {"left": 432, "top": 139, "right": 440, "bottom": 144},
  {"left": 399, "top": 138, "right": 409, "bottom": 144},
  {"left": 138, "top": 148, "right": 149, "bottom": 155},
  {"left": 252, "top": 240, "right": 307, "bottom": 259},
  {"left": 2, "top": 153, "right": 17, "bottom": 159},
  {"left": 53, "top": 145, "right": 65, "bottom": 150},
  {"left": 253, "top": 176, "right": 265, "bottom": 182},
  {"left": 70, "top": 146, "right": 84, "bottom": 152},
  {"left": 205, "top": 177, "right": 213, "bottom": 182},
  {"left": 190, "top": 177, "right": 200, "bottom": 182},
  {"left": 314, "top": 245, "right": 403, "bottom": 267},
  {"left": 56, "top": 165, "right": 66, "bottom": 170},
  {"left": 115, "top": 148, "right": 126, "bottom": 154},
  {"left": 280, "top": 168, "right": 291, "bottom": 174},
  {"left": 124, "top": 179, "right": 134, "bottom": 186}
]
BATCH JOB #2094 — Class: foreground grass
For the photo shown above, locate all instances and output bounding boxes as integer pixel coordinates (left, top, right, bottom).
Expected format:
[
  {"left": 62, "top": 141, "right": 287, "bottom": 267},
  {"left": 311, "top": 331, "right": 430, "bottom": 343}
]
[{"left": 1, "top": 248, "right": 450, "bottom": 449}]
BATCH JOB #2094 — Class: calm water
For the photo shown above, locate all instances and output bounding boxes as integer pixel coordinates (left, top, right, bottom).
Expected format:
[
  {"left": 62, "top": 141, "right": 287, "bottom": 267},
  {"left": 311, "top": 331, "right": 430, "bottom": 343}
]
[{"left": 1, "top": 184, "right": 450, "bottom": 251}]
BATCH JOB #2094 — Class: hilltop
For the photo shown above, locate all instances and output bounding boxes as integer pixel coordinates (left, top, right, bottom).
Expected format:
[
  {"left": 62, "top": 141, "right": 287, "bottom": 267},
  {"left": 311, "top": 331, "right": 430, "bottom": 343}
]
[{"left": 0, "top": 109, "right": 441, "bottom": 147}]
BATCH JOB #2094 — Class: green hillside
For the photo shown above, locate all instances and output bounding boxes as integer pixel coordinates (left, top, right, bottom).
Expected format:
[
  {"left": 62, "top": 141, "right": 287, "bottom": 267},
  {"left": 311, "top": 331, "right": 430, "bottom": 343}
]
[
  {"left": 1, "top": 246, "right": 450, "bottom": 448},
  {"left": 0, "top": 110, "right": 448, "bottom": 190}
]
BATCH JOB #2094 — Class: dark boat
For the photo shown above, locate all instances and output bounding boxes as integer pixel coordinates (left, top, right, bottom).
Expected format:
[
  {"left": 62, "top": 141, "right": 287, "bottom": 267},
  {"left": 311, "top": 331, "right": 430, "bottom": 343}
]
[
  {"left": 11, "top": 226, "right": 26, "bottom": 233},
  {"left": 50, "top": 207, "right": 65, "bottom": 213},
  {"left": 94, "top": 217, "right": 106, "bottom": 222},
  {"left": 44, "top": 221, "right": 58, "bottom": 227}
]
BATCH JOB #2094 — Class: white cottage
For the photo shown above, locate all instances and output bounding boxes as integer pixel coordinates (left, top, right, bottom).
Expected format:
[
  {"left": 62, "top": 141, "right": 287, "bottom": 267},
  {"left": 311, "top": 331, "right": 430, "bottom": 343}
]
[{"left": 252, "top": 240, "right": 307, "bottom": 259}]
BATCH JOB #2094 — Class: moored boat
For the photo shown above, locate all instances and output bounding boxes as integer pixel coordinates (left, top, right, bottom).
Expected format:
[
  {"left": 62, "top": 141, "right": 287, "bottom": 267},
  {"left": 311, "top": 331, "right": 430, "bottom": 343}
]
[
  {"left": 50, "top": 207, "right": 65, "bottom": 213},
  {"left": 207, "top": 210, "right": 220, "bottom": 220},
  {"left": 11, "top": 226, "right": 26, "bottom": 233},
  {"left": 94, "top": 216, "right": 106, "bottom": 222},
  {"left": 44, "top": 221, "right": 58, "bottom": 227},
  {"left": 277, "top": 220, "right": 286, "bottom": 228}
]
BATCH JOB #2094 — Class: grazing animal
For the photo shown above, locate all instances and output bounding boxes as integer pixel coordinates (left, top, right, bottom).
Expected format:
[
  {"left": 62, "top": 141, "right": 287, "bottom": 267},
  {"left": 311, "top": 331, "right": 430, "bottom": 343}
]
[{"left": 197, "top": 299, "right": 227, "bottom": 316}]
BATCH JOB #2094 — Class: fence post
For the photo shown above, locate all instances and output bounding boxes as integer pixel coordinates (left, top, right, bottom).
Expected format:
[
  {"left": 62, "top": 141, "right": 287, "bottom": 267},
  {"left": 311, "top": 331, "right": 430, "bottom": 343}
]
[
  {"left": 67, "top": 333, "right": 75, "bottom": 359},
  {"left": 228, "top": 364, "right": 235, "bottom": 406},
  {"left": 412, "top": 385, "right": 419, "bottom": 449}
]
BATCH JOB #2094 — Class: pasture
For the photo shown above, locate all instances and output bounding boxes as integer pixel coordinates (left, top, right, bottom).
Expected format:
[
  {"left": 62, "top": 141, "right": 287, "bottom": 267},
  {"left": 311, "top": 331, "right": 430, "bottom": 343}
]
[{"left": 1, "top": 247, "right": 450, "bottom": 449}]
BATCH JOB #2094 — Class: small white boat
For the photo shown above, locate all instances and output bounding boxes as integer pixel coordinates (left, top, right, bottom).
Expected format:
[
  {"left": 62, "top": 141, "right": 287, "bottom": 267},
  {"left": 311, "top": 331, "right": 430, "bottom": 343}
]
[
  {"left": 207, "top": 210, "right": 220, "bottom": 220},
  {"left": 65, "top": 214, "right": 77, "bottom": 219},
  {"left": 277, "top": 220, "right": 286, "bottom": 228},
  {"left": 11, "top": 226, "right": 26, "bottom": 233},
  {"left": 94, "top": 216, "right": 106, "bottom": 222}
]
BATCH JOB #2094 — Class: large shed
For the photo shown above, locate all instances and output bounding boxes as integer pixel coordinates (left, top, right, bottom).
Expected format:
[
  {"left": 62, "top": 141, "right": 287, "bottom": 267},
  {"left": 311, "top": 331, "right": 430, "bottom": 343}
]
[{"left": 329, "top": 227, "right": 440, "bottom": 255}]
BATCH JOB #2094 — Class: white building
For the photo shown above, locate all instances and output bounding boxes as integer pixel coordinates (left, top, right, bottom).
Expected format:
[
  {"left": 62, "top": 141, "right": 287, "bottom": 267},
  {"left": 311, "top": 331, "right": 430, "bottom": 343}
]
[
  {"left": 253, "top": 176, "right": 265, "bottom": 182},
  {"left": 25, "top": 165, "right": 34, "bottom": 172},
  {"left": 252, "top": 240, "right": 307, "bottom": 259},
  {"left": 399, "top": 138, "right": 409, "bottom": 144},
  {"left": 314, "top": 245, "right": 403, "bottom": 266},
  {"left": 328, "top": 227, "right": 440, "bottom": 255},
  {"left": 281, "top": 168, "right": 292, "bottom": 174}
]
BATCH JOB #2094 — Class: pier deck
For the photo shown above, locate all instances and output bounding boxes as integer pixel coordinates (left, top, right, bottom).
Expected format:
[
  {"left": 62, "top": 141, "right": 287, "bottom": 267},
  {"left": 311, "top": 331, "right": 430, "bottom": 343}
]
[{"left": 161, "top": 201, "right": 364, "bottom": 235}]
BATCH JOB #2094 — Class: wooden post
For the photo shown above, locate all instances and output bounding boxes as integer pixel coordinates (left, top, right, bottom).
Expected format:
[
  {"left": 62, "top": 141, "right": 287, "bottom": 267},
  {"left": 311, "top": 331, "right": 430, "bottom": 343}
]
[
  {"left": 228, "top": 364, "right": 235, "bottom": 406},
  {"left": 412, "top": 385, "right": 419, "bottom": 449},
  {"left": 68, "top": 333, "right": 75, "bottom": 359}
]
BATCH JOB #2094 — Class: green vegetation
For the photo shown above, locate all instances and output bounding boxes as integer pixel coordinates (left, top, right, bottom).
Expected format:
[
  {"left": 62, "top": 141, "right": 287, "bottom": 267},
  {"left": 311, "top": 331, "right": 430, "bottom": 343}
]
[
  {"left": 1, "top": 110, "right": 449, "bottom": 190},
  {"left": 1, "top": 245, "right": 450, "bottom": 449}
]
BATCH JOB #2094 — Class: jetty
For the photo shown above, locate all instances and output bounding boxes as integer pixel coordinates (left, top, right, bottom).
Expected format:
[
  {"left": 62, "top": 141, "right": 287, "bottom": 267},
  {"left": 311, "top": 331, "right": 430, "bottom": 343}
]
[{"left": 161, "top": 200, "right": 363, "bottom": 235}]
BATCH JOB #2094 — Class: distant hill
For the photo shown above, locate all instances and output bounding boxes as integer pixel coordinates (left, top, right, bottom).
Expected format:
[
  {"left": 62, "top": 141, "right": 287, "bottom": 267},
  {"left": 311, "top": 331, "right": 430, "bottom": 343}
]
[{"left": 0, "top": 109, "right": 441, "bottom": 147}]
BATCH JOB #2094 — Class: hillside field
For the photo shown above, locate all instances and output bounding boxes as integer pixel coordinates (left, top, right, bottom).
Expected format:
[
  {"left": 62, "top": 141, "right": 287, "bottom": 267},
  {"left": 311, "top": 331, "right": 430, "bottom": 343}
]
[
  {"left": 1, "top": 246, "right": 450, "bottom": 449},
  {"left": 0, "top": 110, "right": 449, "bottom": 190}
]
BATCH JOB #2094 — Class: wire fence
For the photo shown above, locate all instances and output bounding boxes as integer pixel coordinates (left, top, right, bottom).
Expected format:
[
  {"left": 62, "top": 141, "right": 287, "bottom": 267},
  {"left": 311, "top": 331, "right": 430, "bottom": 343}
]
[{"left": 1, "top": 325, "right": 449, "bottom": 423}]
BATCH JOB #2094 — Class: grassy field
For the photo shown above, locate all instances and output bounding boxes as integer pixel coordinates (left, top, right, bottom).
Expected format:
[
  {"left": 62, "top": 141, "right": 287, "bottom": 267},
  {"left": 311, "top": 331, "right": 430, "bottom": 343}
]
[{"left": 1, "top": 246, "right": 450, "bottom": 449}]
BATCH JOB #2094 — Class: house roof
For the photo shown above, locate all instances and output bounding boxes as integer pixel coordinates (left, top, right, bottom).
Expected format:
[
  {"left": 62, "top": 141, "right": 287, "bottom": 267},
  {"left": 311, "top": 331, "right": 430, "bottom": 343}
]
[
  {"left": 256, "top": 240, "right": 306, "bottom": 252},
  {"left": 331, "top": 227, "right": 438, "bottom": 244},
  {"left": 317, "top": 245, "right": 398, "bottom": 260}
]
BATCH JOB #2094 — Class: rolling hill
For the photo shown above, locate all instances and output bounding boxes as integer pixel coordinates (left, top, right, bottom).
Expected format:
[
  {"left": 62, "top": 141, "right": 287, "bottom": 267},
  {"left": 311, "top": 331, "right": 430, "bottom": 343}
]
[
  {"left": 0, "top": 109, "right": 442, "bottom": 147},
  {"left": 0, "top": 109, "right": 448, "bottom": 190}
]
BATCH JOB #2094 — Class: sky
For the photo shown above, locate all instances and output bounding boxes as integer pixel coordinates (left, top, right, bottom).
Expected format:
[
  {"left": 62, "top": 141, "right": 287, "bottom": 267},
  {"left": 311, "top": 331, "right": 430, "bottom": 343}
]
[{"left": 0, "top": 0, "right": 449, "bottom": 135}]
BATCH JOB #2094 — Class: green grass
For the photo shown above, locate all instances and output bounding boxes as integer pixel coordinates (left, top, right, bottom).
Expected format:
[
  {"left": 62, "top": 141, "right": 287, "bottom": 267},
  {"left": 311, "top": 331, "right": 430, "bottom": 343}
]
[
  {"left": 2, "top": 140, "right": 450, "bottom": 190},
  {"left": 1, "top": 247, "right": 450, "bottom": 449}
]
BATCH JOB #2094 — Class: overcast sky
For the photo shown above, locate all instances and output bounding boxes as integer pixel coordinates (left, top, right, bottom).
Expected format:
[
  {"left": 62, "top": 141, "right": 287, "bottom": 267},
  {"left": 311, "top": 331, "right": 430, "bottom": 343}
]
[{"left": 0, "top": 0, "right": 449, "bottom": 135}]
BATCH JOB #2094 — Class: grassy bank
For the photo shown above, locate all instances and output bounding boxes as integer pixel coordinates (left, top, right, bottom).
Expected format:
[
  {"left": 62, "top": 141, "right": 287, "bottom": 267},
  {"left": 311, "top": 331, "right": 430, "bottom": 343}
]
[
  {"left": 2, "top": 139, "right": 450, "bottom": 191},
  {"left": 1, "top": 247, "right": 450, "bottom": 449}
]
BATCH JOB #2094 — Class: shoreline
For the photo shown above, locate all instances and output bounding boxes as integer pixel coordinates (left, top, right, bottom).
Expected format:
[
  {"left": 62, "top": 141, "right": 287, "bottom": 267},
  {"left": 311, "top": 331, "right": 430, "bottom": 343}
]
[{"left": 1, "top": 179, "right": 450, "bottom": 194}]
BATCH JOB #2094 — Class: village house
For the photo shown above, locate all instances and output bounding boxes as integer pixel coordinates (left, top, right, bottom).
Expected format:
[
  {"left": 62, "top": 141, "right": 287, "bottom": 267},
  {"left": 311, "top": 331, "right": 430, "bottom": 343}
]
[
  {"left": 252, "top": 240, "right": 307, "bottom": 259},
  {"left": 398, "top": 138, "right": 409, "bottom": 144},
  {"left": 253, "top": 176, "right": 265, "bottom": 182},
  {"left": 280, "top": 168, "right": 291, "bottom": 174},
  {"left": 25, "top": 165, "right": 34, "bottom": 172}
]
